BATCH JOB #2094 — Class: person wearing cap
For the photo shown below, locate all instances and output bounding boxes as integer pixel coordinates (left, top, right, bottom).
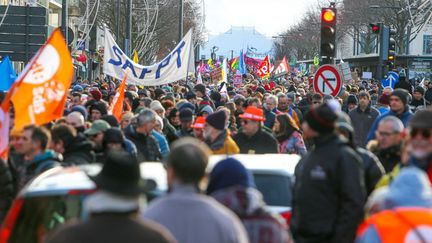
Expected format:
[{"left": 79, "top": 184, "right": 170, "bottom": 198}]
[
  {"left": 233, "top": 106, "right": 279, "bottom": 154},
  {"left": 142, "top": 138, "right": 248, "bottom": 243},
  {"left": 85, "top": 120, "right": 111, "bottom": 162},
  {"left": 124, "top": 109, "right": 161, "bottom": 162},
  {"left": 410, "top": 86, "right": 430, "bottom": 112},
  {"left": 207, "top": 158, "right": 292, "bottom": 243},
  {"left": 349, "top": 91, "right": 380, "bottom": 148},
  {"left": 175, "top": 108, "right": 194, "bottom": 138},
  {"left": 51, "top": 124, "right": 95, "bottom": 166},
  {"left": 191, "top": 116, "right": 205, "bottom": 141},
  {"left": 46, "top": 151, "right": 176, "bottom": 243},
  {"left": 367, "top": 88, "right": 414, "bottom": 142},
  {"left": 356, "top": 167, "right": 432, "bottom": 243},
  {"left": 291, "top": 102, "right": 366, "bottom": 243},
  {"left": 203, "top": 110, "right": 239, "bottom": 155}
]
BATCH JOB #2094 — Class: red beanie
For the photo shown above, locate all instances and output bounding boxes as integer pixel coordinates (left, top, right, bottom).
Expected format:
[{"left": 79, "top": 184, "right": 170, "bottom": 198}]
[{"left": 90, "top": 89, "right": 102, "bottom": 101}]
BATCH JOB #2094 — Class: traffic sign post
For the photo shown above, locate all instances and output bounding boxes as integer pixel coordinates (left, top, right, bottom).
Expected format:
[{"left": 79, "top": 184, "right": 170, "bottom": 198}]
[{"left": 313, "top": 65, "right": 342, "bottom": 97}]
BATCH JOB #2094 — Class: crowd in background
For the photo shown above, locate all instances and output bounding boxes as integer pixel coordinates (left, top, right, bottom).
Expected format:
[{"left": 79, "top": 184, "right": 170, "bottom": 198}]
[{"left": 0, "top": 69, "right": 432, "bottom": 242}]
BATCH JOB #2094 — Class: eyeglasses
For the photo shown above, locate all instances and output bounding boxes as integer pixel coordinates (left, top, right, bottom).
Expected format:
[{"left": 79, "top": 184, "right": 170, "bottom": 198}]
[
  {"left": 376, "top": 131, "right": 398, "bottom": 137},
  {"left": 410, "top": 128, "right": 431, "bottom": 138}
]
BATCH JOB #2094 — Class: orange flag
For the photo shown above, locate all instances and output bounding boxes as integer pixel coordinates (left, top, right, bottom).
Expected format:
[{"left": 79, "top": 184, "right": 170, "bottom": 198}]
[
  {"left": 109, "top": 75, "right": 127, "bottom": 121},
  {"left": 0, "top": 87, "right": 13, "bottom": 161},
  {"left": 11, "top": 29, "right": 73, "bottom": 130}
]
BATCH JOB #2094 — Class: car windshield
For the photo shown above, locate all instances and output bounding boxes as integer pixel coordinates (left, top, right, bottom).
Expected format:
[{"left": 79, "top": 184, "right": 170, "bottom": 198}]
[
  {"left": 7, "top": 195, "right": 86, "bottom": 243},
  {"left": 253, "top": 173, "right": 292, "bottom": 207}
]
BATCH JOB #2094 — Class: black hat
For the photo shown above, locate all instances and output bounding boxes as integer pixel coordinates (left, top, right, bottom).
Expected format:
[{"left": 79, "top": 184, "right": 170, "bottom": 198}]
[
  {"left": 414, "top": 86, "right": 425, "bottom": 96},
  {"left": 194, "top": 84, "right": 206, "bottom": 94},
  {"left": 409, "top": 109, "right": 432, "bottom": 129},
  {"left": 154, "top": 88, "right": 165, "bottom": 99},
  {"left": 206, "top": 110, "right": 226, "bottom": 130},
  {"left": 347, "top": 94, "right": 358, "bottom": 105},
  {"left": 90, "top": 151, "right": 152, "bottom": 197},
  {"left": 101, "top": 114, "right": 120, "bottom": 128},
  {"left": 304, "top": 103, "right": 338, "bottom": 134},
  {"left": 179, "top": 108, "right": 193, "bottom": 122},
  {"left": 391, "top": 88, "right": 409, "bottom": 105}
]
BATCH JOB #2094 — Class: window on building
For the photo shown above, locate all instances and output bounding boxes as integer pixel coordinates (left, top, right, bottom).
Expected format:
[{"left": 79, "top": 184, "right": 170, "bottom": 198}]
[{"left": 423, "top": 35, "right": 432, "bottom": 55}]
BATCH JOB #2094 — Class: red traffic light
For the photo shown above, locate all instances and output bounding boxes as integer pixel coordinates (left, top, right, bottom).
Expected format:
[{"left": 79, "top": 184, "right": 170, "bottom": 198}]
[
  {"left": 370, "top": 23, "right": 380, "bottom": 34},
  {"left": 322, "top": 9, "right": 335, "bottom": 22}
]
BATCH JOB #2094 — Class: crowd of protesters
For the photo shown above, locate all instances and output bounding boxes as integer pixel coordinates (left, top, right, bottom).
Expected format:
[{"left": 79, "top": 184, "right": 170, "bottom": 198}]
[{"left": 0, "top": 69, "right": 432, "bottom": 243}]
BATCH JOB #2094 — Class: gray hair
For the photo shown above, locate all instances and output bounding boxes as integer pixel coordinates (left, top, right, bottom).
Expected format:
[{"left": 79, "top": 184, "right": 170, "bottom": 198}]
[
  {"left": 266, "top": 94, "right": 278, "bottom": 106},
  {"left": 380, "top": 116, "right": 404, "bottom": 133},
  {"left": 137, "top": 108, "right": 156, "bottom": 126},
  {"left": 276, "top": 92, "right": 287, "bottom": 100}
]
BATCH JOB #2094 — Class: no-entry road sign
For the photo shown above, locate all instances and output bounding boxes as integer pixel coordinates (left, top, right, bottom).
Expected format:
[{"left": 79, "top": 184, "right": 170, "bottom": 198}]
[{"left": 313, "top": 65, "right": 342, "bottom": 97}]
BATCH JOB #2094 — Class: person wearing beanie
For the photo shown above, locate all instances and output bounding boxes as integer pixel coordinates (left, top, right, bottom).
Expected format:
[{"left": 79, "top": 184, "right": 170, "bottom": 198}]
[
  {"left": 346, "top": 94, "right": 358, "bottom": 112},
  {"left": 89, "top": 89, "right": 103, "bottom": 102},
  {"left": 233, "top": 106, "right": 279, "bottom": 154},
  {"left": 291, "top": 102, "right": 366, "bottom": 243},
  {"left": 70, "top": 105, "right": 88, "bottom": 121},
  {"left": 203, "top": 110, "right": 239, "bottom": 155},
  {"left": 89, "top": 102, "right": 108, "bottom": 121},
  {"left": 175, "top": 108, "right": 194, "bottom": 138},
  {"left": 410, "top": 86, "right": 430, "bottom": 112},
  {"left": 207, "top": 158, "right": 292, "bottom": 243},
  {"left": 394, "top": 73, "right": 413, "bottom": 95},
  {"left": 366, "top": 88, "right": 414, "bottom": 142}
]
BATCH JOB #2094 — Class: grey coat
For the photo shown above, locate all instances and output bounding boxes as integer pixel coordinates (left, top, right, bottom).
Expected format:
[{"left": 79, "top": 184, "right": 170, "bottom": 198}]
[
  {"left": 142, "top": 183, "right": 249, "bottom": 243},
  {"left": 349, "top": 106, "right": 380, "bottom": 148}
]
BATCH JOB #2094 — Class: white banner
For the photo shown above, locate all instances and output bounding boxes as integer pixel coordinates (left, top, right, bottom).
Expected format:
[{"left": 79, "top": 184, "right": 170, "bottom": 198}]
[{"left": 104, "top": 28, "right": 195, "bottom": 86}]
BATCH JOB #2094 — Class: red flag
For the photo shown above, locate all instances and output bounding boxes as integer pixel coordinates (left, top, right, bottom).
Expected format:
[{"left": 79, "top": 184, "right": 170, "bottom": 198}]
[
  {"left": 11, "top": 29, "right": 73, "bottom": 130},
  {"left": 257, "top": 55, "right": 270, "bottom": 78},
  {"left": 273, "top": 56, "right": 290, "bottom": 75},
  {"left": 109, "top": 75, "right": 127, "bottom": 121}
]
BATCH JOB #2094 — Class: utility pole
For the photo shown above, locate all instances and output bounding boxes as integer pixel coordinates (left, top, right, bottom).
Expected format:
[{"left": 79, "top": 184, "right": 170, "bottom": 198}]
[
  {"left": 178, "top": 0, "right": 183, "bottom": 43},
  {"left": 61, "top": 0, "right": 68, "bottom": 43},
  {"left": 125, "top": 0, "right": 132, "bottom": 56},
  {"left": 116, "top": 0, "right": 120, "bottom": 40}
]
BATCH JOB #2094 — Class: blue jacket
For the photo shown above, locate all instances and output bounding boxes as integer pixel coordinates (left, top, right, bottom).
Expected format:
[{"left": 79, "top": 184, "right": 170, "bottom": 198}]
[
  {"left": 366, "top": 107, "right": 413, "bottom": 142},
  {"left": 151, "top": 130, "right": 170, "bottom": 158},
  {"left": 356, "top": 167, "right": 432, "bottom": 243}
]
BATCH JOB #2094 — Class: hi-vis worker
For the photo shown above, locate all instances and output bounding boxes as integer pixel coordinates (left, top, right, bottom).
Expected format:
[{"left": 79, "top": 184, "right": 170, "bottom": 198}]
[{"left": 356, "top": 167, "right": 432, "bottom": 242}]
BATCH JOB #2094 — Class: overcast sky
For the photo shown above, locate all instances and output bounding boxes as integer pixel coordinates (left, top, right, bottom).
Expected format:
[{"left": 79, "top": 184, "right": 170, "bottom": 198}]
[{"left": 204, "top": 0, "right": 319, "bottom": 37}]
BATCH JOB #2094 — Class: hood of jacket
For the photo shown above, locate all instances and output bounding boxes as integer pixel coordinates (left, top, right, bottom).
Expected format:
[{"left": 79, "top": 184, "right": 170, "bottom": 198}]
[
  {"left": 210, "top": 185, "right": 266, "bottom": 216},
  {"left": 384, "top": 167, "right": 432, "bottom": 209}
]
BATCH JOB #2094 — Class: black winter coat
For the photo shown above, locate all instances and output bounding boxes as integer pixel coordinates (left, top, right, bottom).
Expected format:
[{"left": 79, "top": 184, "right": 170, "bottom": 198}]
[
  {"left": 233, "top": 128, "right": 279, "bottom": 154},
  {"left": 291, "top": 134, "right": 366, "bottom": 243},
  {"left": 63, "top": 135, "right": 95, "bottom": 166},
  {"left": 357, "top": 147, "right": 385, "bottom": 195},
  {"left": 124, "top": 125, "right": 161, "bottom": 162},
  {"left": 0, "top": 159, "right": 14, "bottom": 224}
]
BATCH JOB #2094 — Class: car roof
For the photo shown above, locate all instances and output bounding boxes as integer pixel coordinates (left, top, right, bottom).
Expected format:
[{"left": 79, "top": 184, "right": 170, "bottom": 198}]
[
  {"left": 21, "top": 162, "right": 168, "bottom": 197},
  {"left": 208, "top": 154, "right": 301, "bottom": 176}
]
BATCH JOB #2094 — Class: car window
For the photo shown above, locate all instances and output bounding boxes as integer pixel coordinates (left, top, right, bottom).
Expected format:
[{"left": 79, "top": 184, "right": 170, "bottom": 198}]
[
  {"left": 253, "top": 173, "right": 292, "bottom": 207},
  {"left": 7, "top": 195, "right": 86, "bottom": 243}
]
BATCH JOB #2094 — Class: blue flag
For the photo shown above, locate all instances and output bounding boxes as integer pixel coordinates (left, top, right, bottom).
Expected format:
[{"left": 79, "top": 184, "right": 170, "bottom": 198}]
[
  {"left": 239, "top": 49, "right": 247, "bottom": 75},
  {"left": 0, "top": 56, "right": 17, "bottom": 91}
]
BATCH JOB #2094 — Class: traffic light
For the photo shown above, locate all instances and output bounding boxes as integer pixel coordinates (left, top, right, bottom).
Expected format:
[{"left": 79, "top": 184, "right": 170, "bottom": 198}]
[
  {"left": 370, "top": 23, "right": 381, "bottom": 34},
  {"left": 388, "top": 28, "right": 396, "bottom": 64},
  {"left": 320, "top": 7, "right": 337, "bottom": 64}
]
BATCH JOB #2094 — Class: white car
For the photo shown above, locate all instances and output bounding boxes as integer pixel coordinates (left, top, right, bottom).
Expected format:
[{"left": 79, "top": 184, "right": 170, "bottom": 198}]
[{"left": 0, "top": 154, "right": 300, "bottom": 243}]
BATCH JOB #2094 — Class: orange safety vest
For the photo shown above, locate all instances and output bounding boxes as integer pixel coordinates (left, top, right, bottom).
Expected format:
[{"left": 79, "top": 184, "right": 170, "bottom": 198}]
[{"left": 357, "top": 208, "right": 432, "bottom": 243}]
